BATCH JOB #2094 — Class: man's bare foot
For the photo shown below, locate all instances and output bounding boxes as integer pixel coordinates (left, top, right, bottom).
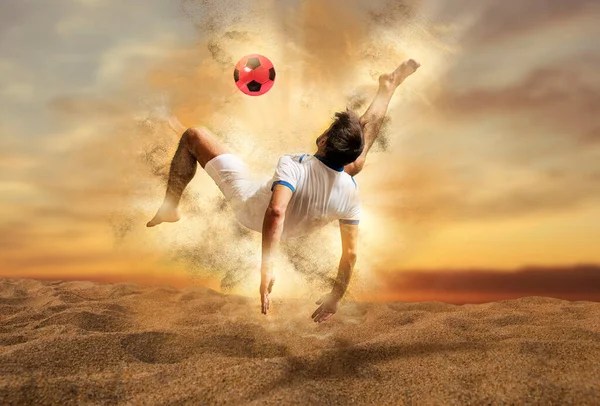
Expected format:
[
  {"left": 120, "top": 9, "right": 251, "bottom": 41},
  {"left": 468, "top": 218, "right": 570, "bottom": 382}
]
[
  {"left": 146, "top": 203, "right": 180, "bottom": 227},
  {"left": 379, "top": 59, "right": 421, "bottom": 88}
]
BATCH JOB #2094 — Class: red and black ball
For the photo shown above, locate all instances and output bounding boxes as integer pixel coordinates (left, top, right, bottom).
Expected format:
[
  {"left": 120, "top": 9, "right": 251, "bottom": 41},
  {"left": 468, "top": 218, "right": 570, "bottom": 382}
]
[{"left": 233, "top": 54, "right": 276, "bottom": 96}]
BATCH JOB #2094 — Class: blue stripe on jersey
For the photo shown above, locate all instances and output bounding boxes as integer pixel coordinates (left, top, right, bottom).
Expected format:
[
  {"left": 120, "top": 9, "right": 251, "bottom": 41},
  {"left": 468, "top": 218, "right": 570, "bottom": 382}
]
[
  {"left": 339, "top": 219, "right": 360, "bottom": 225},
  {"left": 351, "top": 177, "right": 357, "bottom": 188},
  {"left": 271, "top": 180, "right": 295, "bottom": 193},
  {"left": 299, "top": 154, "right": 307, "bottom": 163}
]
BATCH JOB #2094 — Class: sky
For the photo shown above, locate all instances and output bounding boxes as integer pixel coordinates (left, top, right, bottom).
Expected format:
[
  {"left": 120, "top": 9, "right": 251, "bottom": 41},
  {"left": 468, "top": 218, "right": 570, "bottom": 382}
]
[{"left": 1, "top": 0, "right": 599, "bottom": 303}]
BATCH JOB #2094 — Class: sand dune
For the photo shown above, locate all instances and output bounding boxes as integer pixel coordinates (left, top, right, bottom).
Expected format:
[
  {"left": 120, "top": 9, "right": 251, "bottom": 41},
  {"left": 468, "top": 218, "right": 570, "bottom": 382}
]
[{"left": 1, "top": 278, "right": 599, "bottom": 405}]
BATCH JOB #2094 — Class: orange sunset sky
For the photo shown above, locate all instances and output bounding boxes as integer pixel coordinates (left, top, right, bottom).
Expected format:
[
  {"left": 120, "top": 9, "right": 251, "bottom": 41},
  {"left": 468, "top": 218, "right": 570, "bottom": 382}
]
[{"left": 1, "top": 0, "right": 599, "bottom": 303}]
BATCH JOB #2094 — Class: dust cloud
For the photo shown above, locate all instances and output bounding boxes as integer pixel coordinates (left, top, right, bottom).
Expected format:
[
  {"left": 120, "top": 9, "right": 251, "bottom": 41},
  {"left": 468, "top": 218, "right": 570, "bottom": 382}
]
[{"left": 106, "top": 0, "right": 463, "bottom": 298}]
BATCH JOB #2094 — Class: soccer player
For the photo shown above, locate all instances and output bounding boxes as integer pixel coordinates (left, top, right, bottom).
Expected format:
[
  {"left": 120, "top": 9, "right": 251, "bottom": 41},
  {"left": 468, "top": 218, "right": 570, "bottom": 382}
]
[{"left": 147, "top": 59, "right": 420, "bottom": 322}]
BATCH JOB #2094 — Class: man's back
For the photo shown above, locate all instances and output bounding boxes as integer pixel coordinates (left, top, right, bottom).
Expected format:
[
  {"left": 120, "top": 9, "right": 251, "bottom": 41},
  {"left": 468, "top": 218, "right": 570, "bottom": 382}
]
[{"left": 237, "top": 154, "right": 361, "bottom": 239}]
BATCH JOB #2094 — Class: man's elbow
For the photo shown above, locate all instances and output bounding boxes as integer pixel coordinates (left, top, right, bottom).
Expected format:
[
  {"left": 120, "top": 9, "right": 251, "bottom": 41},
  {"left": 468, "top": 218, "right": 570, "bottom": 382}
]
[
  {"left": 343, "top": 250, "right": 358, "bottom": 264},
  {"left": 266, "top": 206, "right": 286, "bottom": 219},
  {"left": 345, "top": 157, "right": 364, "bottom": 177}
]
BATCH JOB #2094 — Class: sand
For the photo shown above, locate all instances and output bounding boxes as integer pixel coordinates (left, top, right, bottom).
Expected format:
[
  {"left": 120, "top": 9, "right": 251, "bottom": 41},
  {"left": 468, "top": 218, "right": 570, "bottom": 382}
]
[{"left": 1, "top": 278, "right": 599, "bottom": 405}]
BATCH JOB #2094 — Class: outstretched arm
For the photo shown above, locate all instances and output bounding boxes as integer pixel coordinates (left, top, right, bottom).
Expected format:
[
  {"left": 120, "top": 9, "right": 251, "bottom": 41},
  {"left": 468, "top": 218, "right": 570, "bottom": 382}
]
[
  {"left": 260, "top": 184, "right": 293, "bottom": 314},
  {"left": 331, "top": 223, "right": 359, "bottom": 300},
  {"left": 311, "top": 222, "right": 359, "bottom": 323},
  {"left": 344, "top": 59, "right": 420, "bottom": 177}
]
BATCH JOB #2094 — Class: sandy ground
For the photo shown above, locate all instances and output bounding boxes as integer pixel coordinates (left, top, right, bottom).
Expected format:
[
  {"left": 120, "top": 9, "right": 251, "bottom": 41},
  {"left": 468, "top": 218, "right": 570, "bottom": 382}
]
[{"left": 1, "top": 278, "right": 599, "bottom": 405}]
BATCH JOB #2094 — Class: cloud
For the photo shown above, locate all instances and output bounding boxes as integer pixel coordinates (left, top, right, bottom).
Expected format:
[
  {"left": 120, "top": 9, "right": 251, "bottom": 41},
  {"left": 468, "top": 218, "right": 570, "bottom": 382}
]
[
  {"left": 1, "top": 0, "right": 449, "bottom": 293},
  {"left": 47, "top": 96, "right": 127, "bottom": 119},
  {"left": 439, "top": 66, "right": 600, "bottom": 139},
  {"left": 0, "top": 1, "right": 29, "bottom": 36},
  {"left": 376, "top": 264, "right": 600, "bottom": 303},
  {"left": 369, "top": 61, "right": 600, "bottom": 224},
  {"left": 461, "top": 0, "right": 600, "bottom": 46},
  {"left": 2, "top": 0, "right": 600, "bottom": 289},
  {"left": 362, "top": 150, "right": 600, "bottom": 226}
]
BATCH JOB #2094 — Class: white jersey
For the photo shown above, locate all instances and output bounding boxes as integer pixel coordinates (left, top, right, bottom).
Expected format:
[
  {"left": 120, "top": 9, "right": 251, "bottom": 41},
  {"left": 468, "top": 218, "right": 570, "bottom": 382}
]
[{"left": 236, "top": 154, "right": 361, "bottom": 240}]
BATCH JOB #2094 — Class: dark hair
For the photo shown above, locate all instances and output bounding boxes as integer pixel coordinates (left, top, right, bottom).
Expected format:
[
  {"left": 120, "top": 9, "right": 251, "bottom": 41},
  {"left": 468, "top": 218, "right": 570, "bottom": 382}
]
[{"left": 322, "top": 110, "right": 364, "bottom": 167}]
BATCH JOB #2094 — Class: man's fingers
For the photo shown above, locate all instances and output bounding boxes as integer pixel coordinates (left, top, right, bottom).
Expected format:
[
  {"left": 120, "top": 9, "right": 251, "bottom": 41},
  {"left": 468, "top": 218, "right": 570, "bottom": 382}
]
[
  {"left": 311, "top": 305, "right": 324, "bottom": 320},
  {"left": 319, "top": 312, "right": 333, "bottom": 323},
  {"left": 261, "top": 294, "right": 269, "bottom": 315},
  {"left": 320, "top": 313, "right": 334, "bottom": 323},
  {"left": 315, "top": 311, "right": 327, "bottom": 323}
]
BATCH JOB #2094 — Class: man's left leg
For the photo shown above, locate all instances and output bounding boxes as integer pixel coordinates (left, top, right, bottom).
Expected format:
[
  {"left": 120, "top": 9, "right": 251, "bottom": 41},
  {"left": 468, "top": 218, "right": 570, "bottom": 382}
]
[
  {"left": 344, "top": 59, "right": 420, "bottom": 177},
  {"left": 147, "top": 118, "right": 230, "bottom": 227}
]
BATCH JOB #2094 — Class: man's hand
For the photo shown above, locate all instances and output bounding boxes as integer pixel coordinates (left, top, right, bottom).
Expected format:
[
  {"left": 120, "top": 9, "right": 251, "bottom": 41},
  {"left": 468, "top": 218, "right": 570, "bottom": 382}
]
[
  {"left": 260, "top": 273, "right": 275, "bottom": 315},
  {"left": 311, "top": 293, "right": 340, "bottom": 323}
]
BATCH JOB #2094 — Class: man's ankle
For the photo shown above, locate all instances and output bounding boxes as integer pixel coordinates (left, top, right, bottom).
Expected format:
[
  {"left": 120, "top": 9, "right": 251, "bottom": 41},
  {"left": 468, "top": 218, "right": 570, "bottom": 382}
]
[
  {"left": 377, "top": 82, "right": 397, "bottom": 98},
  {"left": 378, "top": 73, "right": 395, "bottom": 90}
]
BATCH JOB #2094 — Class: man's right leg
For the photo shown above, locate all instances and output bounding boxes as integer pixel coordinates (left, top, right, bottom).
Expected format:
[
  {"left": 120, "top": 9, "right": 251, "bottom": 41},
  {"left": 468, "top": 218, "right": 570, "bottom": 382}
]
[
  {"left": 344, "top": 59, "right": 420, "bottom": 177},
  {"left": 147, "top": 119, "right": 230, "bottom": 227}
]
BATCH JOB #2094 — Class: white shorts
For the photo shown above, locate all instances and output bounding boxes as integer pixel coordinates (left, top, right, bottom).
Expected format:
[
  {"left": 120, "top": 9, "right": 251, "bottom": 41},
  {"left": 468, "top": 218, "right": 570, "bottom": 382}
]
[
  {"left": 204, "top": 154, "right": 273, "bottom": 233},
  {"left": 204, "top": 154, "right": 262, "bottom": 210}
]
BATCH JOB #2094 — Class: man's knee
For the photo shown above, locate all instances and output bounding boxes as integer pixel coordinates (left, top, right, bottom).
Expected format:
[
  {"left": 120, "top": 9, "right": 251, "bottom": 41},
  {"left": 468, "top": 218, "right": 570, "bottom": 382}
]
[
  {"left": 182, "top": 126, "right": 208, "bottom": 144},
  {"left": 181, "top": 126, "right": 229, "bottom": 167}
]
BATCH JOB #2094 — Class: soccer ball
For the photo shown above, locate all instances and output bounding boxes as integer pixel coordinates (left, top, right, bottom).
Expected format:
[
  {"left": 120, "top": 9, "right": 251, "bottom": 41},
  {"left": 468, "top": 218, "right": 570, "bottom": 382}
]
[{"left": 233, "top": 54, "right": 276, "bottom": 96}]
